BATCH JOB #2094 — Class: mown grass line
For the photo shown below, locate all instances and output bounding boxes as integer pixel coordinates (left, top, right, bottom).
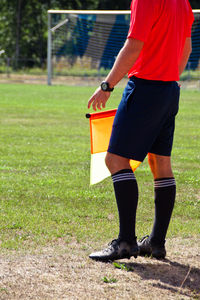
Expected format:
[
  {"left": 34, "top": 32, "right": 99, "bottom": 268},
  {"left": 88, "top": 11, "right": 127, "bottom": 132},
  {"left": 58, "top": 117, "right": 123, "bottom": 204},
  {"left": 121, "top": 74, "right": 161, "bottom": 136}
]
[{"left": 0, "top": 84, "right": 199, "bottom": 251}]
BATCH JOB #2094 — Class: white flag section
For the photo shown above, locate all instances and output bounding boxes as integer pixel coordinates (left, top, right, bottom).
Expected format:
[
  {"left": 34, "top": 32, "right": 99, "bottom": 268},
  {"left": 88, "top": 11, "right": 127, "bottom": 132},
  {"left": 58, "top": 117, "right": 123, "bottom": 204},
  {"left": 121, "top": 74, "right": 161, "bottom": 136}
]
[{"left": 90, "top": 152, "right": 110, "bottom": 185}]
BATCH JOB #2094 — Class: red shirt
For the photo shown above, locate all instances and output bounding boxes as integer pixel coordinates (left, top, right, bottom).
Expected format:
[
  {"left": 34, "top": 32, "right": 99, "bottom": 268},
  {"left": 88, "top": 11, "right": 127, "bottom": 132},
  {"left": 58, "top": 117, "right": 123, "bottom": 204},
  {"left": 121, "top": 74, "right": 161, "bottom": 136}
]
[{"left": 128, "top": 0, "right": 194, "bottom": 81}]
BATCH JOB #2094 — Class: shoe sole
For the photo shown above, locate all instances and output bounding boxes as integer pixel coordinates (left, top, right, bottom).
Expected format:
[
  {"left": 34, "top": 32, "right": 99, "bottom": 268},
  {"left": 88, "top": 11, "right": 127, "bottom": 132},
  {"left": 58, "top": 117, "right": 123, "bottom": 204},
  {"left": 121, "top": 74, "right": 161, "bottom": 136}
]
[
  {"left": 89, "top": 252, "right": 138, "bottom": 262},
  {"left": 139, "top": 251, "right": 166, "bottom": 259},
  {"left": 152, "top": 253, "right": 166, "bottom": 259}
]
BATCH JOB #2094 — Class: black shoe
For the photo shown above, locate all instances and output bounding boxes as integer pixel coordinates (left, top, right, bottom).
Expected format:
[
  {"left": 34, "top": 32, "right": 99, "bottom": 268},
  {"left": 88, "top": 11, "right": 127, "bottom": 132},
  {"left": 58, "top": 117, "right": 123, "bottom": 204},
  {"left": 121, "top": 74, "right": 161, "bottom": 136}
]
[
  {"left": 89, "top": 239, "right": 139, "bottom": 262},
  {"left": 138, "top": 235, "right": 166, "bottom": 259}
]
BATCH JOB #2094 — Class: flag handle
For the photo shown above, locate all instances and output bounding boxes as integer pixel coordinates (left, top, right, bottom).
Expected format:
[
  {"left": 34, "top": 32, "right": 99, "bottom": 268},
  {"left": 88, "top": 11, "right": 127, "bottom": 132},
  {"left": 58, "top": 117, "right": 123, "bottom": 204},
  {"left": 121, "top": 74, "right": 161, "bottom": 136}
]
[{"left": 85, "top": 109, "right": 117, "bottom": 120}]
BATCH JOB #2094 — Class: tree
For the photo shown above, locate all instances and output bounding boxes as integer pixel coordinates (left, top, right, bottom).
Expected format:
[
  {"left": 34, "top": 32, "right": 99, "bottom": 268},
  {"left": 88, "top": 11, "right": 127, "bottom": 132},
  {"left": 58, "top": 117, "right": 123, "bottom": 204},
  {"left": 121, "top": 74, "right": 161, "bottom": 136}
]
[{"left": 0, "top": 0, "right": 100, "bottom": 68}]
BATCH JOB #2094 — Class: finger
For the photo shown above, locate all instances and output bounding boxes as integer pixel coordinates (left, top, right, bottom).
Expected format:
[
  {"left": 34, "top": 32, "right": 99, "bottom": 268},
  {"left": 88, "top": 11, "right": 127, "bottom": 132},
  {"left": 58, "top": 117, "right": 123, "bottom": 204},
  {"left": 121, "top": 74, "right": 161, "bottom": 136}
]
[
  {"left": 87, "top": 99, "right": 92, "bottom": 109},
  {"left": 87, "top": 87, "right": 100, "bottom": 108},
  {"left": 88, "top": 96, "right": 95, "bottom": 109},
  {"left": 102, "top": 99, "right": 107, "bottom": 108},
  {"left": 97, "top": 100, "right": 102, "bottom": 110},
  {"left": 92, "top": 99, "right": 97, "bottom": 111}
]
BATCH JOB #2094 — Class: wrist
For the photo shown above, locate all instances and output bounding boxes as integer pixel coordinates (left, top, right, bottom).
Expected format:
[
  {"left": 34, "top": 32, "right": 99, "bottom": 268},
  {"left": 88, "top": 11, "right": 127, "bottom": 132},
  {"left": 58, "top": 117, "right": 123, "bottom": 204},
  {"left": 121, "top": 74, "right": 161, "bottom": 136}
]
[{"left": 100, "top": 81, "right": 114, "bottom": 92}]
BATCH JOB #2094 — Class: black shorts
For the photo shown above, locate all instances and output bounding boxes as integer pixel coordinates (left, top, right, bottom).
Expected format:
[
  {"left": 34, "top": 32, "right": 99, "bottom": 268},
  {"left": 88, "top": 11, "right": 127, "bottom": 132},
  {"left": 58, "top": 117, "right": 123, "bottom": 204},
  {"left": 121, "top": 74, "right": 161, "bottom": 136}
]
[{"left": 108, "top": 76, "right": 180, "bottom": 162}]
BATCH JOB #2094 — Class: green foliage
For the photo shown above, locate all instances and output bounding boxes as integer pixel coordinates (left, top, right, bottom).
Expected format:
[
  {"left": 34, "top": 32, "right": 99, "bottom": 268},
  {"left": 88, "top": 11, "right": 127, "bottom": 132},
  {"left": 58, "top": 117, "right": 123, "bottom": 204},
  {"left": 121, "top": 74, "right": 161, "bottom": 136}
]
[
  {"left": 102, "top": 276, "right": 117, "bottom": 283},
  {"left": 0, "top": 0, "right": 99, "bottom": 68},
  {"left": 113, "top": 262, "right": 134, "bottom": 272},
  {"left": 0, "top": 0, "right": 48, "bottom": 66}
]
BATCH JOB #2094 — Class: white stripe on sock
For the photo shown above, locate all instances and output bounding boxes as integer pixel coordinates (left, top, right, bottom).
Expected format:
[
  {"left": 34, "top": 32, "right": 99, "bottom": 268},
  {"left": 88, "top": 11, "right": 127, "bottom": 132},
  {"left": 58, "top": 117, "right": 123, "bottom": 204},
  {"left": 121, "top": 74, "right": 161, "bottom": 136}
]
[
  {"left": 155, "top": 179, "right": 175, "bottom": 184},
  {"left": 112, "top": 173, "right": 135, "bottom": 179},
  {"left": 154, "top": 179, "right": 176, "bottom": 188},
  {"left": 112, "top": 173, "right": 136, "bottom": 183}
]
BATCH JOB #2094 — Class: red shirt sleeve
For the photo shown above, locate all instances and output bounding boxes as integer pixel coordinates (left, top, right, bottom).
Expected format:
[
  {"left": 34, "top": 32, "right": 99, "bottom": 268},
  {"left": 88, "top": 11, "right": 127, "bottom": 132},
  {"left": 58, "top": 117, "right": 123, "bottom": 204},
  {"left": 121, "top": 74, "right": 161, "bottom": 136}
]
[{"left": 128, "top": 0, "right": 156, "bottom": 42}]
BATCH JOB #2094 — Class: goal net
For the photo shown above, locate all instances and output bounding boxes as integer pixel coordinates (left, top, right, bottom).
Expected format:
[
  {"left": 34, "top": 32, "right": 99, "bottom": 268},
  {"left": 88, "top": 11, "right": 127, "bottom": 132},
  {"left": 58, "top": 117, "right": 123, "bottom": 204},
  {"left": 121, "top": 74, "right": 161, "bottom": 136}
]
[{"left": 47, "top": 9, "right": 200, "bottom": 86}]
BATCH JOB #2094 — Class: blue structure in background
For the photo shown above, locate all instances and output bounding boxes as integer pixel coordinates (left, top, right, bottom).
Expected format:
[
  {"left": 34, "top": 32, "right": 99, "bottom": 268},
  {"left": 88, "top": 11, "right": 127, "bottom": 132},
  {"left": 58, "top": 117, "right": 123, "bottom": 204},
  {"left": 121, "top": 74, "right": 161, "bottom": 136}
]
[
  {"left": 74, "top": 14, "right": 96, "bottom": 57},
  {"left": 99, "top": 15, "right": 130, "bottom": 69},
  {"left": 54, "top": 14, "right": 96, "bottom": 58}
]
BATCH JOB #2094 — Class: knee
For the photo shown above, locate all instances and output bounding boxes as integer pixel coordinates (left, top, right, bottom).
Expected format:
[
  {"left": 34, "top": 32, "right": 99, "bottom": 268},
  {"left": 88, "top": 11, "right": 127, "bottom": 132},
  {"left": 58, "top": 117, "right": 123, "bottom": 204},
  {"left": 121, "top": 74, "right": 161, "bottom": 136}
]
[
  {"left": 105, "top": 152, "right": 131, "bottom": 174},
  {"left": 148, "top": 153, "right": 173, "bottom": 179},
  {"left": 105, "top": 152, "right": 114, "bottom": 171}
]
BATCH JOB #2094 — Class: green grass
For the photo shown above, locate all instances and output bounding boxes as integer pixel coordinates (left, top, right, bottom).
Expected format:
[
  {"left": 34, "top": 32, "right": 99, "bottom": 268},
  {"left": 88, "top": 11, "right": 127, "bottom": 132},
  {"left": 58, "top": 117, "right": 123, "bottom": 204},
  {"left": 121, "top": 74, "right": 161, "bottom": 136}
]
[{"left": 0, "top": 84, "right": 199, "bottom": 251}]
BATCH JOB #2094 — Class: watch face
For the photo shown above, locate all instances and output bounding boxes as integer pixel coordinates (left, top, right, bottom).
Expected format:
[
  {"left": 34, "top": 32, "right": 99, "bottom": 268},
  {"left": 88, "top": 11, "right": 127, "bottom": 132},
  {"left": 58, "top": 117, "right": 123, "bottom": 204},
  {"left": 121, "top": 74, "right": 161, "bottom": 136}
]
[{"left": 101, "top": 82, "right": 108, "bottom": 91}]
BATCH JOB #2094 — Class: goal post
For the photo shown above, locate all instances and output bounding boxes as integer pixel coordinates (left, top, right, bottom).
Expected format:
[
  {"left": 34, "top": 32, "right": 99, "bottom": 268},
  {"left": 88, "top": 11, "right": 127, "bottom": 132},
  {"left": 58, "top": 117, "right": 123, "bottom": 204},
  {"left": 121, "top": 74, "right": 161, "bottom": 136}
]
[{"left": 47, "top": 9, "right": 200, "bottom": 86}]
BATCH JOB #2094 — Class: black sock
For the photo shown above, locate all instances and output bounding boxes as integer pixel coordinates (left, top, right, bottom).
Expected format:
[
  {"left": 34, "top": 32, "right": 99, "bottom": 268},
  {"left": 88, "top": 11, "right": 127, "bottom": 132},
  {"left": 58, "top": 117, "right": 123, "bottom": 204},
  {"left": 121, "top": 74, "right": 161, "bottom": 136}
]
[
  {"left": 111, "top": 169, "right": 138, "bottom": 243},
  {"left": 150, "top": 177, "right": 176, "bottom": 246}
]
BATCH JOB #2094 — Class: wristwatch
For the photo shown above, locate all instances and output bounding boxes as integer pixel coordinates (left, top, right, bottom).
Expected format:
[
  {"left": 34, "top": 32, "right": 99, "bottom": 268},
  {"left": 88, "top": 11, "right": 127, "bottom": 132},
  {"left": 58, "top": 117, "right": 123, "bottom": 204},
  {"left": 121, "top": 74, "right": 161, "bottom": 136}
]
[{"left": 100, "top": 81, "right": 114, "bottom": 92}]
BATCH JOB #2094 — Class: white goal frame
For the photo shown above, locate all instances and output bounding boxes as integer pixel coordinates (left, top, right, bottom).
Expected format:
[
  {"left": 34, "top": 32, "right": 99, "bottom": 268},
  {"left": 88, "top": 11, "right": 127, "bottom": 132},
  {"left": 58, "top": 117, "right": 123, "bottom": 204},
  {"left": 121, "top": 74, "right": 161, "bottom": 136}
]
[{"left": 47, "top": 9, "right": 200, "bottom": 86}]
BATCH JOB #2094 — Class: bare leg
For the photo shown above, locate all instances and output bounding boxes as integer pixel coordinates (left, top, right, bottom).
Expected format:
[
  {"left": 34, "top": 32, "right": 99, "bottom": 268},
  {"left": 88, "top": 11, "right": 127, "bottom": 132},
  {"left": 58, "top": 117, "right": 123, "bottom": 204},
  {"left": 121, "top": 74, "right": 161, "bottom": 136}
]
[
  {"left": 105, "top": 152, "right": 131, "bottom": 174},
  {"left": 148, "top": 153, "right": 173, "bottom": 179}
]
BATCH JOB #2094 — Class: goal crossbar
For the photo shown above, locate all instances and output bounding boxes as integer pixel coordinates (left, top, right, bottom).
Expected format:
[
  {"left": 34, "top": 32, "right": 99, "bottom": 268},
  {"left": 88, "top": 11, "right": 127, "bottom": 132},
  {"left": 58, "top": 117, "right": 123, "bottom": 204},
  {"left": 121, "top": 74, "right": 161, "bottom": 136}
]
[
  {"left": 48, "top": 10, "right": 131, "bottom": 15},
  {"left": 48, "top": 9, "right": 200, "bottom": 14}
]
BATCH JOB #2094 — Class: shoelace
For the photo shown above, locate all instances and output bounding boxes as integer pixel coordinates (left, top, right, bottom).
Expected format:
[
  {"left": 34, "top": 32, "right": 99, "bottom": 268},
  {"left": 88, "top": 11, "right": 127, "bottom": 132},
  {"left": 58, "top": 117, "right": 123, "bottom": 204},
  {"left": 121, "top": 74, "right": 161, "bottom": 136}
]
[
  {"left": 108, "top": 239, "right": 119, "bottom": 248},
  {"left": 108, "top": 239, "right": 119, "bottom": 245},
  {"left": 139, "top": 235, "right": 166, "bottom": 248},
  {"left": 139, "top": 235, "right": 149, "bottom": 243},
  {"left": 103, "top": 239, "right": 120, "bottom": 253}
]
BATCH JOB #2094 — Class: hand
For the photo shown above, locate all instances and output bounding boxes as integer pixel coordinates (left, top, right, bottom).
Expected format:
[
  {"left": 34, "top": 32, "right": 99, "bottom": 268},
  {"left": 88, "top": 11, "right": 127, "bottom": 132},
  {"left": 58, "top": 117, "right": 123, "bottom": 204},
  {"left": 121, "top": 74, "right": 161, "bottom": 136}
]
[{"left": 87, "top": 87, "right": 111, "bottom": 111}]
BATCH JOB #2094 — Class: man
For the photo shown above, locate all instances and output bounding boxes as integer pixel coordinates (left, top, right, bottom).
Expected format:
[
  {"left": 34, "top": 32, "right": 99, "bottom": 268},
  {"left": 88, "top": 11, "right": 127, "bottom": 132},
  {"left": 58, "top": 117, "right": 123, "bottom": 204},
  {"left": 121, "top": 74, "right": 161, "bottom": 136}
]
[{"left": 88, "top": 0, "right": 194, "bottom": 261}]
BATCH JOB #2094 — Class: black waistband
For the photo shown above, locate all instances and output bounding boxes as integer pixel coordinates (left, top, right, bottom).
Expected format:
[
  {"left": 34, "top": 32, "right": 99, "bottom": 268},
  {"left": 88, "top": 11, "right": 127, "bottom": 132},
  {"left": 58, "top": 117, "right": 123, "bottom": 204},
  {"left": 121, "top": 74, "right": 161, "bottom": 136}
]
[{"left": 130, "top": 75, "right": 175, "bottom": 85}]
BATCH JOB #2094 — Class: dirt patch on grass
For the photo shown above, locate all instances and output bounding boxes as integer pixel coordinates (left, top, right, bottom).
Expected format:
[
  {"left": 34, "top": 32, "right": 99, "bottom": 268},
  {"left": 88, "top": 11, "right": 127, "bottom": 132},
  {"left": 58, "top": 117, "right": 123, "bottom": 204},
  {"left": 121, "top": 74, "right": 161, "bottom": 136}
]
[
  {"left": 0, "top": 237, "right": 199, "bottom": 300},
  {"left": 0, "top": 74, "right": 115, "bottom": 86},
  {"left": 0, "top": 74, "right": 199, "bottom": 89}
]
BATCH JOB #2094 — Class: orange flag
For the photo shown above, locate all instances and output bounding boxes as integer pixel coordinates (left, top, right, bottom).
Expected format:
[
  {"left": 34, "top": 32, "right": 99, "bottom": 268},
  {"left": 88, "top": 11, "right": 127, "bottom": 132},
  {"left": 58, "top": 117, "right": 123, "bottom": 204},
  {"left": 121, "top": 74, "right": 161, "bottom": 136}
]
[{"left": 86, "top": 109, "right": 141, "bottom": 185}]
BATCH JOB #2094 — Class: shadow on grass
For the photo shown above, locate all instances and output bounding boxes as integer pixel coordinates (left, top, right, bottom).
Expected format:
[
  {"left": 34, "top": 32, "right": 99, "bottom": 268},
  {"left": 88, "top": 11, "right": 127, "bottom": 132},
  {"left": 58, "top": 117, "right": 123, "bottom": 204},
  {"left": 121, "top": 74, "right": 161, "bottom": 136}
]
[{"left": 116, "top": 258, "right": 200, "bottom": 298}]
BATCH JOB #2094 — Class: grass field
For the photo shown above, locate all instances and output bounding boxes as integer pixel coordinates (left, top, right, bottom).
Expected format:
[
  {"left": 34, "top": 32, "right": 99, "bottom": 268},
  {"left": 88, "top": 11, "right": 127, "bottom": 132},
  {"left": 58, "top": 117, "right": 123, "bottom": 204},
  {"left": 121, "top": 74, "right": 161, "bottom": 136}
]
[{"left": 0, "top": 83, "right": 199, "bottom": 252}]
